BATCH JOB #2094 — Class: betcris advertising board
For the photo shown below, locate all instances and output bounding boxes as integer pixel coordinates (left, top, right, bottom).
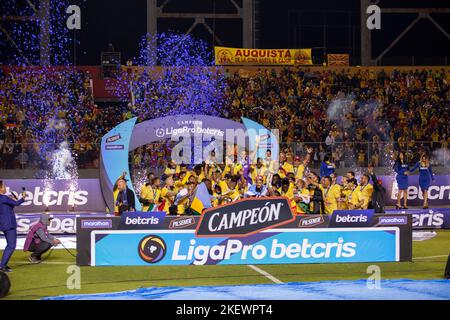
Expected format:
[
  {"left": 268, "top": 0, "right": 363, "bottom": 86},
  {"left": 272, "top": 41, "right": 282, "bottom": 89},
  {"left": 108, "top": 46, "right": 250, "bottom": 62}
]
[
  {"left": 89, "top": 198, "right": 400, "bottom": 266},
  {"left": 329, "top": 210, "right": 375, "bottom": 228},
  {"left": 91, "top": 228, "right": 400, "bottom": 266}
]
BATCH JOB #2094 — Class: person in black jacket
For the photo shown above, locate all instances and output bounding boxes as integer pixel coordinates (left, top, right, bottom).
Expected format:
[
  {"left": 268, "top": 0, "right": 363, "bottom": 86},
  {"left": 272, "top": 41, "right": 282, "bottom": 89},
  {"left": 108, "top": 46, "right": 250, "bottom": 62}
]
[
  {"left": 115, "top": 178, "right": 136, "bottom": 215},
  {"left": 368, "top": 165, "right": 386, "bottom": 213}
]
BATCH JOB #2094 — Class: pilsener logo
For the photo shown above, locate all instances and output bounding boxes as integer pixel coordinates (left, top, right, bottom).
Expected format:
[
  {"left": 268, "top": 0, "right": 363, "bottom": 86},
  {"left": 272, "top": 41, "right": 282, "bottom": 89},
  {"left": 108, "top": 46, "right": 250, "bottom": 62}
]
[
  {"left": 299, "top": 216, "right": 326, "bottom": 228},
  {"left": 169, "top": 217, "right": 196, "bottom": 229},
  {"left": 195, "top": 197, "right": 295, "bottom": 237}
]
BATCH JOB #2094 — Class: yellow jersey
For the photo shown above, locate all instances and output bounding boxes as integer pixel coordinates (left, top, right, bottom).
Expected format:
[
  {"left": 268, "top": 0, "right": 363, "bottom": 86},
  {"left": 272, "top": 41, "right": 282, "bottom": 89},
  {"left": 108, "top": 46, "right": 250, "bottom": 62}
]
[
  {"left": 280, "top": 183, "right": 296, "bottom": 208},
  {"left": 294, "top": 187, "right": 310, "bottom": 214},
  {"left": 357, "top": 183, "right": 374, "bottom": 209},
  {"left": 140, "top": 184, "right": 161, "bottom": 211},
  {"left": 293, "top": 164, "right": 306, "bottom": 181},
  {"left": 160, "top": 187, "right": 178, "bottom": 213},
  {"left": 219, "top": 180, "right": 240, "bottom": 201},
  {"left": 348, "top": 187, "right": 360, "bottom": 208},
  {"left": 340, "top": 188, "right": 352, "bottom": 210},
  {"left": 251, "top": 164, "right": 267, "bottom": 183},
  {"left": 278, "top": 162, "right": 294, "bottom": 178},
  {"left": 323, "top": 184, "right": 341, "bottom": 215}
]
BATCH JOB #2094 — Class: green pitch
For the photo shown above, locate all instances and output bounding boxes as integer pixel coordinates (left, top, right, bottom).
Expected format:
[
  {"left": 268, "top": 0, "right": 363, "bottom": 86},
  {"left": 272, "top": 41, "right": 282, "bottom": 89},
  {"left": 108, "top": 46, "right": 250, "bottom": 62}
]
[{"left": 2, "top": 230, "right": 449, "bottom": 300}]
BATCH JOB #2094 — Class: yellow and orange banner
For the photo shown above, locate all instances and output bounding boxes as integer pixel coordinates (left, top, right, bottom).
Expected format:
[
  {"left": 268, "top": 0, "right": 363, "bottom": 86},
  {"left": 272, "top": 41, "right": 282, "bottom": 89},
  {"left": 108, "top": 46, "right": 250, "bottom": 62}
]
[
  {"left": 214, "top": 46, "right": 312, "bottom": 66},
  {"left": 327, "top": 54, "right": 350, "bottom": 66}
]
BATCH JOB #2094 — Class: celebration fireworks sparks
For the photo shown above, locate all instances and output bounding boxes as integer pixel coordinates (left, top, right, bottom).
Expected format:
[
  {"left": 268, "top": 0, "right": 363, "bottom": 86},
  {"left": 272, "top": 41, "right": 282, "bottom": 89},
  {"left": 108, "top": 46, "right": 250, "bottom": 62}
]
[
  {"left": 1, "top": 1, "right": 89, "bottom": 193},
  {"left": 0, "top": 0, "right": 86, "bottom": 65},
  {"left": 111, "top": 32, "right": 228, "bottom": 120}
]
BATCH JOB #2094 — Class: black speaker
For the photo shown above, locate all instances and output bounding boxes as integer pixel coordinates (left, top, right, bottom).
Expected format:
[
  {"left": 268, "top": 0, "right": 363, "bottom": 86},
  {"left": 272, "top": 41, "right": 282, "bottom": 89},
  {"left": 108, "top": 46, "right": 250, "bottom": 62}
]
[
  {"left": 0, "top": 271, "right": 11, "bottom": 298},
  {"left": 445, "top": 254, "right": 450, "bottom": 280}
]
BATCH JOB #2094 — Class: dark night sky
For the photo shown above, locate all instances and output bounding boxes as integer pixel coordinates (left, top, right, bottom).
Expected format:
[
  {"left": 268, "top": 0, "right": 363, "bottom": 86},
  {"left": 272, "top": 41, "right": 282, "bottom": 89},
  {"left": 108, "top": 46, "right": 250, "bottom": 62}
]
[{"left": 1, "top": 0, "right": 449, "bottom": 65}]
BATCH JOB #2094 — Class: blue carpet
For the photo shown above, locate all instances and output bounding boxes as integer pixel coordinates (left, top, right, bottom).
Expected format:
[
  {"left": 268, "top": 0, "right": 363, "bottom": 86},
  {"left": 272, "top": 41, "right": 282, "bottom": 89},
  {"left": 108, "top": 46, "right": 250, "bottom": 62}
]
[{"left": 43, "top": 279, "right": 450, "bottom": 300}]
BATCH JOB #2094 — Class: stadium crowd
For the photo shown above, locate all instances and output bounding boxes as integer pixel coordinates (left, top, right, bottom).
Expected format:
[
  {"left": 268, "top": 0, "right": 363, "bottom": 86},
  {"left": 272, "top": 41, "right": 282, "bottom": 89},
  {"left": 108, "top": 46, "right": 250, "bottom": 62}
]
[{"left": 0, "top": 66, "right": 449, "bottom": 171}]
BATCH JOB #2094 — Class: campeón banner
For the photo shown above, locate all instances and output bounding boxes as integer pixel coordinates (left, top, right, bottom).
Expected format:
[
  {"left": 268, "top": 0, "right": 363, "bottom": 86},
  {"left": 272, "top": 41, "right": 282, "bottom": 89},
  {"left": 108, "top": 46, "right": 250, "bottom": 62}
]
[{"left": 214, "top": 46, "right": 313, "bottom": 65}]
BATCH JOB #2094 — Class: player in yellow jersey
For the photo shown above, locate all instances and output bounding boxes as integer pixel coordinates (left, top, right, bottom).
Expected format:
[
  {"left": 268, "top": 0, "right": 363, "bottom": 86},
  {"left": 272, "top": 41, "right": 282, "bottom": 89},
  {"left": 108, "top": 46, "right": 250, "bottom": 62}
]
[
  {"left": 292, "top": 156, "right": 306, "bottom": 182},
  {"left": 357, "top": 174, "right": 374, "bottom": 210},
  {"left": 263, "top": 149, "right": 276, "bottom": 174},
  {"left": 278, "top": 152, "right": 294, "bottom": 178},
  {"left": 250, "top": 158, "right": 268, "bottom": 183},
  {"left": 163, "top": 160, "right": 177, "bottom": 176},
  {"left": 218, "top": 175, "right": 240, "bottom": 202},
  {"left": 160, "top": 176, "right": 178, "bottom": 214},
  {"left": 321, "top": 176, "right": 340, "bottom": 215},
  {"left": 347, "top": 178, "right": 360, "bottom": 209},
  {"left": 139, "top": 177, "right": 161, "bottom": 211},
  {"left": 338, "top": 176, "right": 351, "bottom": 210},
  {"left": 280, "top": 178, "right": 296, "bottom": 209},
  {"left": 293, "top": 179, "right": 311, "bottom": 214},
  {"left": 174, "top": 181, "right": 196, "bottom": 215}
]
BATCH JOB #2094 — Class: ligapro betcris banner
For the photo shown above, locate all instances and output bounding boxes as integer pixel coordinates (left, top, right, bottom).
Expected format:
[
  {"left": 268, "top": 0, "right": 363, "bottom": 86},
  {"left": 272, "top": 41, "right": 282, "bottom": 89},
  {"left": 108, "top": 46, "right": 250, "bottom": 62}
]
[{"left": 91, "top": 228, "right": 400, "bottom": 266}]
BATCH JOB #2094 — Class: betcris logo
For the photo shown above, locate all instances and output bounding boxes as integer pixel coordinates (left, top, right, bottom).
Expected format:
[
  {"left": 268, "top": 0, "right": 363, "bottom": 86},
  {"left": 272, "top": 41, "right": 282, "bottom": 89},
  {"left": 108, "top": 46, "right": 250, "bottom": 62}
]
[
  {"left": 119, "top": 211, "right": 166, "bottom": 229},
  {"left": 390, "top": 180, "right": 450, "bottom": 201},
  {"left": 412, "top": 210, "right": 446, "bottom": 229},
  {"left": 17, "top": 216, "right": 78, "bottom": 234},
  {"left": 329, "top": 210, "right": 374, "bottom": 228},
  {"left": 6, "top": 186, "right": 88, "bottom": 207}
]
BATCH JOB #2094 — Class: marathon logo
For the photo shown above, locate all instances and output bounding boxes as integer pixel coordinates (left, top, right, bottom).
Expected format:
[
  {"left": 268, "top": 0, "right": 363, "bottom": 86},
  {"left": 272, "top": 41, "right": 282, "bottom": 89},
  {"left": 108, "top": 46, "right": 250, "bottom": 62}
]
[
  {"left": 169, "top": 217, "right": 196, "bottom": 229},
  {"left": 106, "top": 134, "right": 121, "bottom": 143},
  {"left": 378, "top": 216, "right": 408, "bottom": 225},
  {"left": 81, "top": 219, "right": 112, "bottom": 229},
  {"left": 195, "top": 197, "right": 295, "bottom": 237},
  {"left": 298, "top": 216, "right": 326, "bottom": 228},
  {"left": 105, "top": 144, "right": 124, "bottom": 150}
]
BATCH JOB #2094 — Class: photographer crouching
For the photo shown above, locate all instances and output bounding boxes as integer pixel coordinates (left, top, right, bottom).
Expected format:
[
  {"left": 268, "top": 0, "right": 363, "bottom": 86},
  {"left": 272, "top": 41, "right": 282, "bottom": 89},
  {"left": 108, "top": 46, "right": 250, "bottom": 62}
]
[{"left": 23, "top": 214, "right": 61, "bottom": 264}]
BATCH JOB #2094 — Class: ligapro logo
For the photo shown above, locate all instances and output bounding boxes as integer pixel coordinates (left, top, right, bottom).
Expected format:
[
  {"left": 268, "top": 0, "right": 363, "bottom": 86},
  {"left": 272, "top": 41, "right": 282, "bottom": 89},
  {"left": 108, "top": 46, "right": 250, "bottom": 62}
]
[
  {"left": 172, "top": 237, "right": 357, "bottom": 265},
  {"left": 390, "top": 182, "right": 450, "bottom": 200},
  {"left": 155, "top": 126, "right": 225, "bottom": 138},
  {"left": 6, "top": 187, "right": 88, "bottom": 207}
]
